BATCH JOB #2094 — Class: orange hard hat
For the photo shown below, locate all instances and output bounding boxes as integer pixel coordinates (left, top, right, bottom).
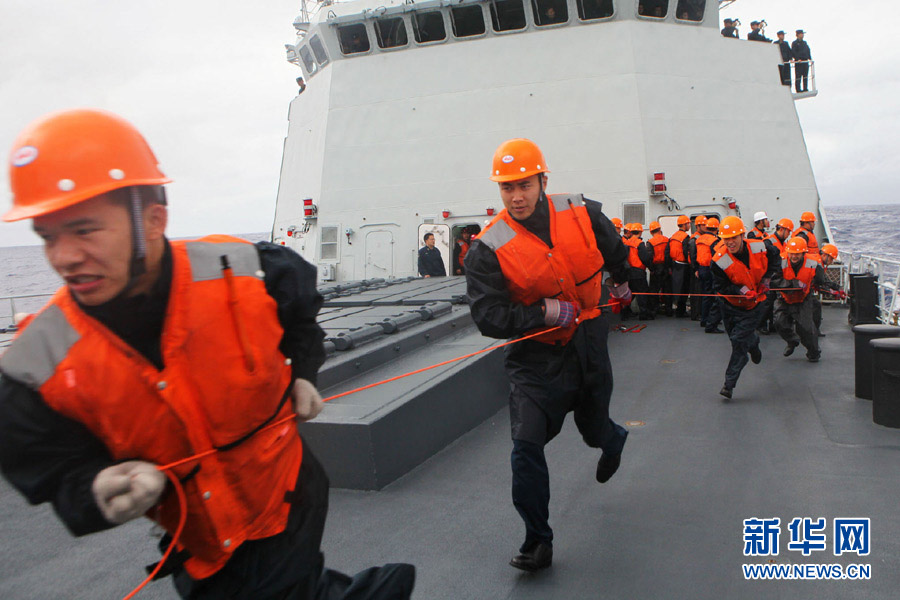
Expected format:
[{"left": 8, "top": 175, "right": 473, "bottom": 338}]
[
  {"left": 676, "top": 215, "right": 690, "bottom": 226},
  {"left": 649, "top": 221, "right": 661, "bottom": 231},
  {"left": 694, "top": 215, "right": 708, "bottom": 226},
  {"left": 611, "top": 217, "right": 623, "bottom": 228},
  {"left": 4, "top": 109, "right": 171, "bottom": 222},
  {"left": 800, "top": 211, "right": 816, "bottom": 223},
  {"left": 490, "top": 138, "right": 549, "bottom": 183},
  {"left": 718, "top": 216, "right": 746, "bottom": 239},
  {"left": 786, "top": 236, "right": 808, "bottom": 254},
  {"left": 777, "top": 218, "right": 795, "bottom": 231},
  {"left": 821, "top": 243, "right": 838, "bottom": 260},
  {"left": 706, "top": 217, "right": 720, "bottom": 230},
  {"left": 627, "top": 222, "right": 643, "bottom": 233}
]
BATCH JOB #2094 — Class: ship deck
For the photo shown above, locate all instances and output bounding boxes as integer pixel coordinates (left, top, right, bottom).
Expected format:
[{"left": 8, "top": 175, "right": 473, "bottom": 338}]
[{"left": 2, "top": 304, "right": 899, "bottom": 598}]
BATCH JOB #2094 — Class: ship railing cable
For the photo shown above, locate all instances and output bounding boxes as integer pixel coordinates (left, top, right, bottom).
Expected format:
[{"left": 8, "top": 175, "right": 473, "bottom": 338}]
[
  {"left": 850, "top": 253, "right": 900, "bottom": 325},
  {"left": 0, "top": 293, "right": 54, "bottom": 332}
]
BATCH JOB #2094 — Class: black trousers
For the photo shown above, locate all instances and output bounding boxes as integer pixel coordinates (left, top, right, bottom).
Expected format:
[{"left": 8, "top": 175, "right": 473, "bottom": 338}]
[
  {"left": 505, "top": 319, "right": 628, "bottom": 549},
  {"left": 775, "top": 295, "right": 820, "bottom": 358},
  {"left": 689, "top": 269, "right": 703, "bottom": 320},
  {"left": 624, "top": 268, "right": 650, "bottom": 319},
  {"left": 173, "top": 444, "right": 415, "bottom": 600},
  {"left": 671, "top": 263, "right": 690, "bottom": 315},
  {"left": 779, "top": 63, "right": 792, "bottom": 86},
  {"left": 795, "top": 62, "right": 810, "bottom": 92},
  {"left": 720, "top": 300, "right": 767, "bottom": 389},
  {"left": 698, "top": 267, "right": 721, "bottom": 328},
  {"left": 647, "top": 265, "right": 670, "bottom": 315}
]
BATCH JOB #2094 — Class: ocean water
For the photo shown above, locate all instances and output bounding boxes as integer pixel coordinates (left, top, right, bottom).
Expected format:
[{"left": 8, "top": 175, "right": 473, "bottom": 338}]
[{"left": 1, "top": 206, "right": 898, "bottom": 325}]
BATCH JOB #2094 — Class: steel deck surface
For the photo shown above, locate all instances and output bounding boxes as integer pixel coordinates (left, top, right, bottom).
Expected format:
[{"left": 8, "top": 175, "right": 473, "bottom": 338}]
[{"left": 1, "top": 305, "right": 898, "bottom": 599}]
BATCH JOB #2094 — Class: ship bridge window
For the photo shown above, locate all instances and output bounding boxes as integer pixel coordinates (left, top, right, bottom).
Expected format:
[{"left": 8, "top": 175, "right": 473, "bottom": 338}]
[
  {"left": 309, "top": 34, "right": 329, "bottom": 65},
  {"left": 338, "top": 24, "right": 370, "bottom": 54},
  {"left": 299, "top": 46, "right": 317, "bottom": 74},
  {"left": 532, "top": 0, "right": 568, "bottom": 25},
  {"left": 577, "top": 0, "right": 614, "bottom": 21},
  {"left": 638, "top": 0, "right": 667, "bottom": 18},
  {"left": 490, "top": 0, "right": 527, "bottom": 32},
  {"left": 451, "top": 5, "right": 486, "bottom": 38},
  {"left": 675, "top": 0, "right": 704, "bottom": 22},
  {"left": 374, "top": 17, "right": 409, "bottom": 49},
  {"left": 320, "top": 226, "right": 339, "bottom": 260},
  {"left": 413, "top": 11, "right": 447, "bottom": 43}
]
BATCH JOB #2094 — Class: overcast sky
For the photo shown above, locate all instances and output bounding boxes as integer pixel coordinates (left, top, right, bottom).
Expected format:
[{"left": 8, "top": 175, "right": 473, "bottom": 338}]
[{"left": 1, "top": 0, "right": 897, "bottom": 247}]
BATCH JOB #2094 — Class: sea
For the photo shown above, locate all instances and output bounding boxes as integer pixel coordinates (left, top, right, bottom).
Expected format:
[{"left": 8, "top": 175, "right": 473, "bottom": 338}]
[{"left": 1, "top": 205, "right": 899, "bottom": 327}]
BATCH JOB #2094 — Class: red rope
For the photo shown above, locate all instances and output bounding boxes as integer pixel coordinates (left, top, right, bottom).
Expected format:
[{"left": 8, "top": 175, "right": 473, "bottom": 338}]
[{"left": 125, "top": 305, "right": 617, "bottom": 598}]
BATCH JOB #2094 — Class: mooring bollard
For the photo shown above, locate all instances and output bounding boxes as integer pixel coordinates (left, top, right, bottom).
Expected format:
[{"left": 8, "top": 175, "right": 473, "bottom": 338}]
[
  {"left": 871, "top": 338, "right": 900, "bottom": 428},
  {"left": 853, "top": 324, "right": 900, "bottom": 400}
]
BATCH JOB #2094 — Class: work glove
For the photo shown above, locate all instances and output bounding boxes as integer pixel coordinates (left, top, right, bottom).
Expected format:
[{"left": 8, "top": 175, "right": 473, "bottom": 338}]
[
  {"left": 739, "top": 286, "right": 756, "bottom": 300},
  {"left": 796, "top": 281, "right": 807, "bottom": 290},
  {"left": 542, "top": 298, "right": 578, "bottom": 328},
  {"left": 607, "top": 280, "right": 633, "bottom": 305},
  {"left": 292, "top": 378, "right": 324, "bottom": 422},
  {"left": 833, "top": 289, "right": 848, "bottom": 300},
  {"left": 92, "top": 461, "right": 166, "bottom": 525},
  {"left": 756, "top": 282, "right": 770, "bottom": 298}
]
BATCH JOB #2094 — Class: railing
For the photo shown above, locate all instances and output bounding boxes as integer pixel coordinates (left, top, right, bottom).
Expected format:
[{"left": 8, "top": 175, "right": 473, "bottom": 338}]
[
  {"left": 785, "top": 60, "right": 816, "bottom": 98},
  {"left": 849, "top": 254, "right": 900, "bottom": 325},
  {"left": 822, "top": 262, "right": 849, "bottom": 304},
  {"left": 0, "top": 293, "right": 54, "bottom": 331}
]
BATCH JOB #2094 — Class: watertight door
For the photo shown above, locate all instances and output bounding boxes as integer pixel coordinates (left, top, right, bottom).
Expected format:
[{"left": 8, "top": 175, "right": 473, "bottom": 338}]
[{"left": 366, "top": 230, "right": 394, "bottom": 278}]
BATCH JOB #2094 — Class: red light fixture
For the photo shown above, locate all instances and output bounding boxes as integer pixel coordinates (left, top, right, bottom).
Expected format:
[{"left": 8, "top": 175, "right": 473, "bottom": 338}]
[
  {"left": 652, "top": 172, "right": 667, "bottom": 194},
  {"left": 728, "top": 199, "right": 737, "bottom": 210},
  {"left": 442, "top": 209, "right": 451, "bottom": 219},
  {"left": 486, "top": 207, "right": 495, "bottom": 216},
  {"left": 287, "top": 230, "right": 293, "bottom": 237},
  {"left": 303, "top": 198, "right": 316, "bottom": 218}
]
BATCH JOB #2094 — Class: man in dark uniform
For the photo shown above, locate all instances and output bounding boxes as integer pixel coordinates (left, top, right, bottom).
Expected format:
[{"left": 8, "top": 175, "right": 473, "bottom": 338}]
[
  {"left": 710, "top": 217, "right": 781, "bottom": 399},
  {"left": 465, "top": 138, "right": 631, "bottom": 573},
  {"left": 748, "top": 21, "right": 772, "bottom": 42},
  {"left": 418, "top": 232, "right": 446, "bottom": 277},
  {"left": 0, "top": 109, "right": 415, "bottom": 599},
  {"left": 774, "top": 31, "right": 793, "bottom": 86},
  {"left": 792, "top": 30, "right": 812, "bottom": 92},
  {"left": 668, "top": 215, "right": 692, "bottom": 317},
  {"left": 721, "top": 18, "right": 738, "bottom": 38},
  {"left": 452, "top": 228, "right": 473, "bottom": 275},
  {"left": 688, "top": 215, "right": 707, "bottom": 321}
]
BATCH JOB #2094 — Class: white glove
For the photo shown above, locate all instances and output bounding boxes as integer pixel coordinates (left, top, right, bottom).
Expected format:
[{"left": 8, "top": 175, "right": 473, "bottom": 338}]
[
  {"left": 292, "top": 378, "right": 324, "bottom": 422},
  {"left": 92, "top": 461, "right": 166, "bottom": 525}
]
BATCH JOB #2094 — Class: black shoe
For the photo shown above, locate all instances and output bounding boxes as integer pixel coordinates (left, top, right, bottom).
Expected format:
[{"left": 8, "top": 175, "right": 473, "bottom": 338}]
[
  {"left": 675, "top": 312, "right": 688, "bottom": 318},
  {"left": 784, "top": 342, "right": 799, "bottom": 357},
  {"left": 750, "top": 345, "right": 762, "bottom": 364},
  {"left": 719, "top": 386, "right": 733, "bottom": 399},
  {"left": 807, "top": 353, "right": 821, "bottom": 363},
  {"left": 700, "top": 320, "right": 707, "bottom": 328},
  {"left": 510, "top": 542, "right": 553, "bottom": 572},
  {"left": 758, "top": 326, "right": 771, "bottom": 336},
  {"left": 665, "top": 310, "right": 675, "bottom": 317},
  {"left": 596, "top": 452, "right": 622, "bottom": 483},
  {"left": 705, "top": 327, "right": 724, "bottom": 334},
  {"left": 818, "top": 332, "right": 826, "bottom": 337},
  {"left": 640, "top": 313, "right": 656, "bottom": 321}
]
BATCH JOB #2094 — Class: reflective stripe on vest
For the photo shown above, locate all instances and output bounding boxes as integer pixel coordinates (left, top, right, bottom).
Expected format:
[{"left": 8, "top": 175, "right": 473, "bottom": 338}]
[
  {"left": 2, "top": 236, "right": 299, "bottom": 580},
  {"left": 478, "top": 194, "right": 605, "bottom": 345},
  {"left": 779, "top": 255, "right": 818, "bottom": 303},
  {"left": 713, "top": 239, "right": 769, "bottom": 309}
]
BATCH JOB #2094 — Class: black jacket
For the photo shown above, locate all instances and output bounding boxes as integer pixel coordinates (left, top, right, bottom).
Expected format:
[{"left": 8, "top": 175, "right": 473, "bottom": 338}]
[
  {"left": 776, "top": 40, "right": 793, "bottom": 62},
  {"left": 0, "top": 240, "right": 326, "bottom": 537},
  {"left": 710, "top": 240, "right": 781, "bottom": 298},
  {"left": 721, "top": 26, "right": 738, "bottom": 38},
  {"left": 417, "top": 245, "right": 446, "bottom": 277},
  {"left": 748, "top": 30, "right": 773, "bottom": 42},
  {"left": 791, "top": 39, "right": 811, "bottom": 61},
  {"left": 464, "top": 196, "right": 628, "bottom": 340}
]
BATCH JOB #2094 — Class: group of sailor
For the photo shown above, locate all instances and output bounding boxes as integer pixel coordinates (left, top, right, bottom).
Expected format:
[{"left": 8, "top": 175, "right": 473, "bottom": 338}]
[
  {"left": 721, "top": 19, "right": 813, "bottom": 92},
  {"left": 611, "top": 209, "right": 842, "bottom": 398}
]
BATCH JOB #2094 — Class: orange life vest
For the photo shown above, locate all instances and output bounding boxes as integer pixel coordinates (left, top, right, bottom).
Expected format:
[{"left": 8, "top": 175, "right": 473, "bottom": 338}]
[
  {"left": 0, "top": 237, "right": 300, "bottom": 579},
  {"left": 695, "top": 233, "right": 719, "bottom": 267},
  {"left": 747, "top": 226, "right": 770, "bottom": 241},
  {"left": 778, "top": 254, "right": 818, "bottom": 304},
  {"left": 712, "top": 239, "right": 769, "bottom": 309},
  {"left": 770, "top": 235, "right": 786, "bottom": 254},
  {"left": 477, "top": 194, "right": 606, "bottom": 345},
  {"left": 648, "top": 233, "right": 668, "bottom": 265},
  {"left": 623, "top": 236, "right": 646, "bottom": 269},
  {"left": 457, "top": 240, "right": 470, "bottom": 268},
  {"left": 793, "top": 227, "right": 821, "bottom": 262},
  {"left": 669, "top": 230, "right": 688, "bottom": 263}
]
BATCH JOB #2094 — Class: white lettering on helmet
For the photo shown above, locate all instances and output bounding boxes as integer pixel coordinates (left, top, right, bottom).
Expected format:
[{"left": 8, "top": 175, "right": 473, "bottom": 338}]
[{"left": 11, "top": 146, "right": 38, "bottom": 167}]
